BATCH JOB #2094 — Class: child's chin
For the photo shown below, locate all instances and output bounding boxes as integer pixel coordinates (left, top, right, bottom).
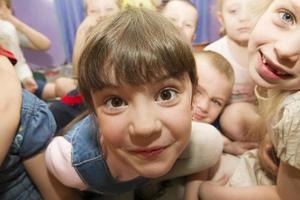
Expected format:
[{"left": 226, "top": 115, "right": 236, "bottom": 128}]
[{"left": 138, "top": 160, "right": 175, "bottom": 178}]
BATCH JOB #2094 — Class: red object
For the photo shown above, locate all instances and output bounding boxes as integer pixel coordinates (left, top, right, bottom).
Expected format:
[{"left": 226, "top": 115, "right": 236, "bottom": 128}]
[
  {"left": 61, "top": 94, "right": 84, "bottom": 105},
  {"left": 0, "top": 47, "right": 17, "bottom": 65}
]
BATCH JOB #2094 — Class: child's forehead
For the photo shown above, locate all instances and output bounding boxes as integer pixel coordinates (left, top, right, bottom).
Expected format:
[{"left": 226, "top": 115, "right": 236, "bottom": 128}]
[
  {"left": 87, "top": 0, "right": 119, "bottom": 8},
  {"left": 162, "top": 1, "right": 198, "bottom": 24},
  {"left": 222, "top": 0, "right": 258, "bottom": 8},
  {"left": 103, "top": 74, "right": 188, "bottom": 88}
]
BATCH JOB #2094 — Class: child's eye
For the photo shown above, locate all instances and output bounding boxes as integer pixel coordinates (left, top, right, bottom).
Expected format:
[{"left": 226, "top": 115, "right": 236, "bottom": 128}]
[
  {"left": 279, "top": 10, "right": 296, "bottom": 25},
  {"left": 156, "top": 88, "right": 178, "bottom": 102},
  {"left": 105, "top": 97, "right": 127, "bottom": 108},
  {"left": 184, "top": 23, "right": 193, "bottom": 28},
  {"left": 211, "top": 98, "right": 223, "bottom": 107},
  {"left": 228, "top": 8, "right": 237, "bottom": 14}
]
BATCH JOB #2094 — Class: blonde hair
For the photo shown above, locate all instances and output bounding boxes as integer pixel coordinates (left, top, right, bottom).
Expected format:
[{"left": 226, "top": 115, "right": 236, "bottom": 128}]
[
  {"left": 122, "top": 0, "right": 156, "bottom": 10},
  {"left": 194, "top": 50, "right": 234, "bottom": 89}
]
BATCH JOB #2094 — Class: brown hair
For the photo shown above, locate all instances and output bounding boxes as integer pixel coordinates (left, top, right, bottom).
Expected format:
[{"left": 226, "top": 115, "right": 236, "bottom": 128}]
[{"left": 77, "top": 7, "right": 197, "bottom": 111}]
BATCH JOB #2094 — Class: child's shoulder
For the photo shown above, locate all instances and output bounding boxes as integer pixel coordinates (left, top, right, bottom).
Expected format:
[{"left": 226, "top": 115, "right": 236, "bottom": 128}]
[
  {"left": 282, "top": 91, "right": 300, "bottom": 107},
  {"left": 204, "top": 36, "right": 227, "bottom": 52}
]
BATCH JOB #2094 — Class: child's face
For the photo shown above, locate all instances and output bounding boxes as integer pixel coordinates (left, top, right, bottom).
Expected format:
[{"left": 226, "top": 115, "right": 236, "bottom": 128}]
[
  {"left": 248, "top": 0, "right": 300, "bottom": 90},
  {"left": 86, "top": 0, "right": 120, "bottom": 20},
  {"left": 162, "top": 0, "right": 198, "bottom": 43},
  {"left": 92, "top": 74, "right": 193, "bottom": 178},
  {"left": 192, "top": 60, "right": 232, "bottom": 124},
  {"left": 220, "top": 0, "right": 260, "bottom": 45}
]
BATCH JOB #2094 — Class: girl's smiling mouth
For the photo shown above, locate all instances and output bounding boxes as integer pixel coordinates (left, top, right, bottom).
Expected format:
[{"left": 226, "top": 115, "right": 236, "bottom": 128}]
[{"left": 257, "top": 50, "right": 293, "bottom": 82}]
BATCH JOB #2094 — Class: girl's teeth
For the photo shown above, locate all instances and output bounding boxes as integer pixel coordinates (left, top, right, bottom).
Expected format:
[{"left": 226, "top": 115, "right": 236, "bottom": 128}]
[{"left": 262, "top": 55, "right": 267, "bottom": 64}]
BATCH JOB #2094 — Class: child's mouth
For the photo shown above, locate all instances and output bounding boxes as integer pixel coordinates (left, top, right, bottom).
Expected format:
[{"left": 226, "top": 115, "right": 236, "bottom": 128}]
[{"left": 259, "top": 51, "right": 293, "bottom": 80}]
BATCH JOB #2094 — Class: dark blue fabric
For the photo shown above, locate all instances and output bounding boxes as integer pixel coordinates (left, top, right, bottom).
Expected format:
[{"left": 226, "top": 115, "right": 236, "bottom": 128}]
[
  {"left": 64, "top": 115, "right": 149, "bottom": 197},
  {"left": 34, "top": 79, "right": 46, "bottom": 99},
  {"left": 49, "top": 89, "right": 86, "bottom": 133},
  {"left": 0, "top": 90, "right": 56, "bottom": 200}
]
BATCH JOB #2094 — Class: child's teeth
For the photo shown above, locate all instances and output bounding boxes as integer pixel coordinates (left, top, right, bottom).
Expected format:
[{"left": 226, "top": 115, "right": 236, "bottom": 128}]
[{"left": 262, "top": 55, "right": 267, "bottom": 64}]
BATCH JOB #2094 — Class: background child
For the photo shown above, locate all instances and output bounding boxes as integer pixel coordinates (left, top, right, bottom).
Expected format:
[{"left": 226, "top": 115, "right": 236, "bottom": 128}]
[
  {"left": 0, "top": 0, "right": 51, "bottom": 51},
  {"left": 0, "top": 0, "right": 63, "bottom": 100},
  {"left": 160, "top": 0, "right": 198, "bottom": 44},
  {"left": 0, "top": 0, "right": 80, "bottom": 101},
  {"left": 192, "top": 50, "right": 234, "bottom": 125},
  {"left": 45, "top": 8, "right": 222, "bottom": 199},
  {"left": 192, "top": 50, "right": 257, "bottom": 155},
  {"left": 49, "top": 0, "right": 122, "bottom": 133},
  {"left": 198, "top": 0, "right": 300, "bottom": 199},
  {"left": 0, "top": 48, "right": 80, "bottom": 200},
  {"left": 205, "top": 0, "right": 266, "bottom": 142},
  {"left": 0, "top": 46, "right": 21, "bottom": 165},
  {"left": 184, "top": 50, "right": 258, "bottom": 200}
]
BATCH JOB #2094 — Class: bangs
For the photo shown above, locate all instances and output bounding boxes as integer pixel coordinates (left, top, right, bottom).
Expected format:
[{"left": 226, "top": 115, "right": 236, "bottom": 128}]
[{"left": 89, "top": 37, "right": 193, "bottom": 89}]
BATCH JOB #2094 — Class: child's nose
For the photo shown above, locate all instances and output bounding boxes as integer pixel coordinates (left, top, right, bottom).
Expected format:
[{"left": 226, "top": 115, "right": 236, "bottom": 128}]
[
  {"left": 274, "top": 32, "right": 300, "bottom": 65},
  {"left": 196, "top": 98, "right": 209, "bottom": 113},
  {"left": 128, "top": 106, "right": 162, "bottom": 137},
  {"left": 238, "top": 9, "right": 251, "bottom": 21}
]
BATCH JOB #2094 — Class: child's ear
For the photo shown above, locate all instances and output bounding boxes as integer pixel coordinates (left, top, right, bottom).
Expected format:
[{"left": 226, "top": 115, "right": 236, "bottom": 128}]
[{"left": 217, "top": 11, "right": 225, "bottom": 36}]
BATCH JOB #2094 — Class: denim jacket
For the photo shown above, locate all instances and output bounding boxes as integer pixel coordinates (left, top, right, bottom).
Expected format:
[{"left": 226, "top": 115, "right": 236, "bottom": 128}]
[
  {"left": 0, "top": 90, "right": 56, "bottom": 200},
  {"left": 64, "top": 115, "right": 149, "bottom": 197}
]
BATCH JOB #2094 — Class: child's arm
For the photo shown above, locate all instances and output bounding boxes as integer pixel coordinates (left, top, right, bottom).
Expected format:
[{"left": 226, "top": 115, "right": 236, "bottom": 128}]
[
  {"left": 0, "top": 56, "right": 22, "bottom": 165},
  {"left": 23, "top": 151, "right": 82, "bottom": 200},
  {"left": 277, "top": 162, "right": 300, "bottom": 200},
  {"left": 184, "top": 170, "right": 209, "bottom": 200},
  {"left": 0, "top": 3, "right": 51, "bottom": 50},
  {"left": 198, "top": 181, "right": 280, "bottom": 200},
  {"left": 257, "top": 134, "right": 279, "bottom": 176},
  {"left": 223, "top": 135, "right": 257, "bottom": 155},
  {"left": 72, "top": 16, "right": 98, "bottom": 73}
]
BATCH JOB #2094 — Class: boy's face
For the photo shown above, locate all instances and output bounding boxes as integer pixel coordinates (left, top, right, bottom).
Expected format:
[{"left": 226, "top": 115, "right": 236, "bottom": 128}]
[
  {"left": 86, "top": 0, "right": 120, "bottom": 20},
  {"left": 92, "top": 74, "right": 193, "bottom": 178},
  {"left": 220, "top": 0, "right": 259, "bottom": 46},
  {"left": 162, "top": 0, "right": 198, "bottom": 43},
  {"left": 193, "top": 60, "right": 232, "bottom": 123},
  {"left": 248, "top": 0, "right": 300, "bottom": 90}
]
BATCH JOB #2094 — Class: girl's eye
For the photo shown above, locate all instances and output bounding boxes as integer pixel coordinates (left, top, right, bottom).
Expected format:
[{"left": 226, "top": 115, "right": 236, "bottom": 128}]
[
  {"left": 211, "top": 98, "right": 223, "bottom": 107},
  {"left": 227, "top": 8, "right": 237, "bottom": 14},
  {"left": 184, "top": 23, "right": 193, "bottom": 28},
  {"left": 279, "top": 10, "right": 295, "bottom": 25},
  {"left": 105, "top": 97, "right": 126, "bottom": 108},
  {"left": 156, "top": 88, "right": 178, "bottom": 102}
]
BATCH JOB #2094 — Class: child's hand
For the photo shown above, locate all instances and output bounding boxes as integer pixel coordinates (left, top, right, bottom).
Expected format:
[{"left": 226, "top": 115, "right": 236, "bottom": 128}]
[
  {"left": 198, "top": 175, "right": 229, "bottom": 200},
  {"left": 258, "top": 134, "right": 279, "bottom": 177},
  {"left": 77, "top": 16, "right": 99, "bottom": 34},
  {"left": 224, "top": 141, "right": 258, "bottom": 155},
  {"left": 22, "top": 77, "right": 38, "bottom": 93}
]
